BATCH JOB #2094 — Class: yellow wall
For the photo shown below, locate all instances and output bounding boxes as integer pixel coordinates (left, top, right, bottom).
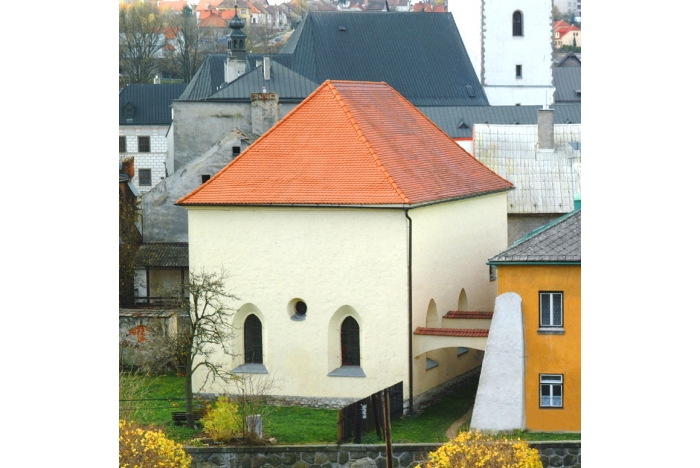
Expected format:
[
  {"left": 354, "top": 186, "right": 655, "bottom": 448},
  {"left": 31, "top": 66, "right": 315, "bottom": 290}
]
[{"left": 497, "top": 265, "right": 580, "bottom": 431}]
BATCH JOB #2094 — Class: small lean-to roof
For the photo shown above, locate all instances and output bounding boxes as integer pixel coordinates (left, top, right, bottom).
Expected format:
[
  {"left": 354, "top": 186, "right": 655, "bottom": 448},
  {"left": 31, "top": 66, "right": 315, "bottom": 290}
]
[
  {"left": 489, "top": 209, "right": 581, "bottom": 264},
  {"left": 119, "top": 84, "right": 187, "bottom": 125},
  {"left": 134, "top": 243, "right": 189, "bottom": 268},
  {"left": 177, "top": 81, "right": 512, "bottom": 206}
]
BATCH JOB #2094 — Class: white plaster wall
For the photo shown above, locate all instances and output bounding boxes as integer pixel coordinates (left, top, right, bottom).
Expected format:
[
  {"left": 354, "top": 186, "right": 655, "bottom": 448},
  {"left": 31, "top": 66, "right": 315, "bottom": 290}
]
[
  {"left": 187, "top": 207, "right": 410, "bottom": 400},
  {"left": 456, "top": 139, "right": 474, "bottom": 156},
  {"left": 448, "top": 1, "right": 484, "bottom": 81},
  {"left": 409, "top": 193, "right": 508, "bottom": 396},
  {"left": 484, "top": 86, "right": 556, "bottom": 106}
]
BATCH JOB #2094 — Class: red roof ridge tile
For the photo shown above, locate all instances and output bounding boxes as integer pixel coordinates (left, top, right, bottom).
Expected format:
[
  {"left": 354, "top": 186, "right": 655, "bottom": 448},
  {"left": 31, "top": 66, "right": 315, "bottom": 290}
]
[
  {"left": 327, "top": 81, "right": 411, "bottom": 204},
  {"left": 413, "top": 327, "right": 489, "bottom": 337},
  {"left": 443, "top": 310, "right": 494, "bottom": 319}
]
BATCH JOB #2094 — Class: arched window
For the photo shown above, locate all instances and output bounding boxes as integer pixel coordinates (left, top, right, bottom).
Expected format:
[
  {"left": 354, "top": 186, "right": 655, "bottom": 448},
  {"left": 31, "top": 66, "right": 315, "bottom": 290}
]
[
  {"left": 341, "top": 317, "right": 360, "bottom": 366},
  {"left": 244, "top": 315, "right": 263, "bottom": 364},
  {"left": 513, "top": 11, "right": 523, "bottom": 36}
]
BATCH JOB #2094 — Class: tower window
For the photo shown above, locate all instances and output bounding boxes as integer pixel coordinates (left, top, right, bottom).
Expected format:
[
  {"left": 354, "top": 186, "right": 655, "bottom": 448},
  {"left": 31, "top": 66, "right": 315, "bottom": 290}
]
[
  {"left": 513, "top": 11, "right": 523, "bottom": 36},
  {"left": 516, "top": 65, "right": 522, "bottom": 79}
]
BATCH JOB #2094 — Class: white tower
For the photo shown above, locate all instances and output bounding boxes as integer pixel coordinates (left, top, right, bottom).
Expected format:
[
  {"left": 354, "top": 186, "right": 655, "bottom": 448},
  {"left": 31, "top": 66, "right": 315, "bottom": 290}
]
[{"left": 450, "top": 0, "right": 556, "bottom": 106}]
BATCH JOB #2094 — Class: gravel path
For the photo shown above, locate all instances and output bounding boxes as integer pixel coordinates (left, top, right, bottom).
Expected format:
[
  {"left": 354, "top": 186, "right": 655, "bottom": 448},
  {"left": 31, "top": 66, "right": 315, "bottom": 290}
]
[{"left": 445, "top": 404, "right": 474, "bottom": 439}]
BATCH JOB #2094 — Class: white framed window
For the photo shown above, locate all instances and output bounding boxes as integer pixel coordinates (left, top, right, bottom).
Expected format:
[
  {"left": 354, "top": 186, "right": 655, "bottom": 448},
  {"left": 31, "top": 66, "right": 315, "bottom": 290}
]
[
  {"left": 540, "top": 374, "right": 563, "bottom": 408},
  {"left": 540, "top": 292, "right": 563, "bottom": 327}
]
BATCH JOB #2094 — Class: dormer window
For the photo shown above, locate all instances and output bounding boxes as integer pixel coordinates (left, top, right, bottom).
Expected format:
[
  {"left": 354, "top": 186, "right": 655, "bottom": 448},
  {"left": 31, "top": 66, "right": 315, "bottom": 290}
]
[
  {"left": 125, "top": 103, "right": 135, "bottom": 123},
  {"left": 513, "top": 11, "right": 523, "bottom": 36}
]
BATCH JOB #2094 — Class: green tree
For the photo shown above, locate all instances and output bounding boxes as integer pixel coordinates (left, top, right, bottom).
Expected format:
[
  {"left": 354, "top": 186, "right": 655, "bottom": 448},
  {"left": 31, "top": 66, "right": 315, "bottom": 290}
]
[{"left": 119, "top": 3, "right": 166, "bottom": 84}]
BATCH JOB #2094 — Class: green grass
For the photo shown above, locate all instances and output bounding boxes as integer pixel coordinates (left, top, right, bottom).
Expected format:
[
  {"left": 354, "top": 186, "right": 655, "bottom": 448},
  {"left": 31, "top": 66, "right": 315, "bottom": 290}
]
[{"left": 122, "top": 374, "right": 579, "bottom": 444}]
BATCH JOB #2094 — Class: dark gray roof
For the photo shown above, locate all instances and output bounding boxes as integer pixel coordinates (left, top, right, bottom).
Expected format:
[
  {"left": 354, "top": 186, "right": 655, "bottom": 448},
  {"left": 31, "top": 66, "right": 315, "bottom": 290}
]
[
  {"left": 178, "top": 54, "right": 227, "bottom": 101},
  {"left": 553, "top": 67, "right": 581, "bottom": 103},
  {"left": 418, "top": 105, "right": 582, "bottom": 138},
  {"left": 119, "top": 84, "right": 187, "bottom": 125},
  {"left": 277, "top": 11, "right": 488, "bottom": 106},
  {"left": 207, "top": 60, "right": 319, "bottom": 101},
  {"left": 134, "top": 243, "right": 189, "bottom": 268},
  {"left": 489, "top": 210, "right": 581, "bottom": 263}
]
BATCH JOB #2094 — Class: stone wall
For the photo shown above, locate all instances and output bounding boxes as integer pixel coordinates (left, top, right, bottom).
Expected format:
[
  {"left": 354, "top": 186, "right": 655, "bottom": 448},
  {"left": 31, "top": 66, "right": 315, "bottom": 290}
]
[{"left": 185, "top": 441, "right": 581, "bottom": 468}]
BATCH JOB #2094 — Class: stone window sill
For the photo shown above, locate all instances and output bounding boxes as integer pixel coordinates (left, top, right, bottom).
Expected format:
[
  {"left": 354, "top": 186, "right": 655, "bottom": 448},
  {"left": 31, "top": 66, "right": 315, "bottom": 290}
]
[
  {"left": 328, "top": 366, "right": 365, "bottom": 378},
  {"left": 538, "top": 327, "right": 565, "bottom": 335},
  {"left": 232, "top": 363, "right": 268, "bottom": 374}
]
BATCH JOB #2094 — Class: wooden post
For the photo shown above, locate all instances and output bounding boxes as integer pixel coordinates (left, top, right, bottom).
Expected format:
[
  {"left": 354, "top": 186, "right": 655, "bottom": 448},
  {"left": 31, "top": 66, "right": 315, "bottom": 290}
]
[
  {"left": 372, "top": 393, "right": 383, "bottom": 439},
  {"left": 353, "top": 402, "right": 362, "bottom": 444},
  {"left": 382, "top": 389, "right": 393, "bottom": 468}
]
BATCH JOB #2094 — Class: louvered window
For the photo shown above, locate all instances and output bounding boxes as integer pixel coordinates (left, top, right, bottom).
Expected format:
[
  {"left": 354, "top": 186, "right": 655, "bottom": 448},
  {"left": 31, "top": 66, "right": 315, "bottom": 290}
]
[
  {"left": 244, "top": 315, "right": 263, "bottom": 364},
  {"left": 341, "top": 317, "right": 360, "bottom": 366}
]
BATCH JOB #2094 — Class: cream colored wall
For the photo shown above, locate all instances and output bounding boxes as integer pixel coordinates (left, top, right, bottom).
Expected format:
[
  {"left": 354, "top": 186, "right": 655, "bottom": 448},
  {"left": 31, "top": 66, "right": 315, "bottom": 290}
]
[
  {"left": 415, "top": 348, "right": 484, "bottom": 396},
  {"left": 187, "top": 206, "right": 410, "bottom": 400},
  {"left": 410, "top": 192, "right": 509, "bottom": 396}
]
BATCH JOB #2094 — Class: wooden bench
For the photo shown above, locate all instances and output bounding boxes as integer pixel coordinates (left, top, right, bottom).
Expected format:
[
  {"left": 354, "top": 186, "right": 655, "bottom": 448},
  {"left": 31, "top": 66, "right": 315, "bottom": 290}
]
[{"left": 171, "top": 410, "right": 205, "bottom": 425}]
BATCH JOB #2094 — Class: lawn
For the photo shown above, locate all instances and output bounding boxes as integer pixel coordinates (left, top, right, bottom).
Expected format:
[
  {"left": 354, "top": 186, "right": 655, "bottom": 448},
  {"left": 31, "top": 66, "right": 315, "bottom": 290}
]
[{"left": 120, "top": 373, "right": 579, "bottom": 444}]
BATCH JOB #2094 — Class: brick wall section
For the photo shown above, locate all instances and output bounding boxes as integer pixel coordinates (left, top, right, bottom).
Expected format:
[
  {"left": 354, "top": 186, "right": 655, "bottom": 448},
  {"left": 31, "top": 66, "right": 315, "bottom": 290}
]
[
  {"left": 185, "top": 441, "right": 581, "bottom": 468},
  {"left": 119, "top": 125, "right": 170, "bottom": 193}
]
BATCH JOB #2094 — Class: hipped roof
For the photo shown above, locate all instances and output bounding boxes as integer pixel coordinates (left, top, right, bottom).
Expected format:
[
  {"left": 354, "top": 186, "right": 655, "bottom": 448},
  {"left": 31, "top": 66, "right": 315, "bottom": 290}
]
[{"left": 177, "top": 81, "right": 512, "bottom": 207}]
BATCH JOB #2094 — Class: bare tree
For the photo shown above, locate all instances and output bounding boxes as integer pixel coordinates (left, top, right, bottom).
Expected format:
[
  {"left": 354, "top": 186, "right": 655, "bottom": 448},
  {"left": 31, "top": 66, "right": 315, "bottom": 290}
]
[
  {"left": 164, "top": 4, "right": 209, "bottom": 83},
  {"left": 171, "top": 268, "right": 239, "bottom": 428},
  {"left": 119, "top": 3, "right": 166, "bottom": 84}
]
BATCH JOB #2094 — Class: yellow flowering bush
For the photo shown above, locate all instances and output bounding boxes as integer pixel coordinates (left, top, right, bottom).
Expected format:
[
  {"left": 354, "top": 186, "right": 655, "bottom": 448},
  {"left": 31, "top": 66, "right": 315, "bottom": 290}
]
[
  {"left": 201, "top": 396, "right": 243, "bottom": 443},
  {"left": 119, "top": 419, "right": 191, "bottom": 468},
  {"left": 423, "top": 430, "right": 543, "bottom": 468}
]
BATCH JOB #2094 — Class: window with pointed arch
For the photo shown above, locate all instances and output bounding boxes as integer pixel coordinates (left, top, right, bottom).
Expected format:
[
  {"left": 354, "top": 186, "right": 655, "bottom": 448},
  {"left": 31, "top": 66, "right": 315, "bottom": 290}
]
[
  {"left": 244, "top": 314, "right": 263, "bottom": 364},
  {"left": 340, "top": 317, "right": 360, "bottom": 366},
  {"left": 513, "top": 11, "right": 523, "bottom": 36}
]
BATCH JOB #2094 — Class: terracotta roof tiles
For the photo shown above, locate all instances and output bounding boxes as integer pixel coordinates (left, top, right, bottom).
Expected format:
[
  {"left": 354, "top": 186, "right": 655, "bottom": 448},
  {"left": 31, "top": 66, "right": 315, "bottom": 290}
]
[
  {"left": 178, "top": 81, "right": 512, "bottom": 206},
  {"left": 443, "top": 311, "right": 494, "bottom": 319},
  {"left": 414, "top": 327, "right": 489, "bottom": 337}
]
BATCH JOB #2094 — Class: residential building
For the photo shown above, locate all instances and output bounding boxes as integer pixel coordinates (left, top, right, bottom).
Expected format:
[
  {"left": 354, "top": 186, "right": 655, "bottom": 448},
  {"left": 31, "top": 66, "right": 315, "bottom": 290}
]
[
  {"left": 119, "top": 84, "right": 187, "bottom": 194},
  {"left": 450, "top": 0, "right": 556, "bottom": 106},
  {"left": 472, "top": 208, "right": 581, "bottom": 432},
  {"left": 553, "top": 20, "right": 581, "bottom": 49},
  {"left": 177, "top": 80, "right": 513, "bottom": 409}
]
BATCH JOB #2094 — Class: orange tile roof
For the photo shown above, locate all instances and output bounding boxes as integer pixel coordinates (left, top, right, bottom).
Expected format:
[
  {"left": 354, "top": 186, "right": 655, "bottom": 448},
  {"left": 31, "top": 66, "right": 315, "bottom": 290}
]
[
  {"left": 414, "top": 327, "right": 489, "bottom": 337},
  {"left": 177, "top": 81, "right": 513, "bottom": 206},
  {"left": 200, "top": 13, "right": 227, "bottom": 27},
  {"left": 443, "top": 311, "right": 494, "bottom": 319},
  {"left": 195, "top": 0, "right": 223, "bottom": 11}
]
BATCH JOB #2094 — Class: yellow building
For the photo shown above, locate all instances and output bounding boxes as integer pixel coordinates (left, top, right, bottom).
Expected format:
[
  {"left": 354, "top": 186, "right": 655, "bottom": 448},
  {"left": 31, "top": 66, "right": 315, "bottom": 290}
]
[{"left": 487, "top": 208, "right": 581, "bottom": 432}]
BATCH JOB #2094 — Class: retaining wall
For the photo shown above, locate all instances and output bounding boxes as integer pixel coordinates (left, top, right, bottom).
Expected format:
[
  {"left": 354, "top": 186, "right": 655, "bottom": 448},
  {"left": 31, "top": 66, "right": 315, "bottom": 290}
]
[{"left": 186, "top": 441, "right": 581, "bottom": 468}]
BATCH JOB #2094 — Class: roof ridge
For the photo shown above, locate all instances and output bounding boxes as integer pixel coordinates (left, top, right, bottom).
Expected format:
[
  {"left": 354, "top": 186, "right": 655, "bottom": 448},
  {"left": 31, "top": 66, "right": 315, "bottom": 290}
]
[
  {"left": 177, "top": 80, "right": 347, "bottom": 205},
  {"left": 326, "top": 81, "right": 411, "bottom": 204}
]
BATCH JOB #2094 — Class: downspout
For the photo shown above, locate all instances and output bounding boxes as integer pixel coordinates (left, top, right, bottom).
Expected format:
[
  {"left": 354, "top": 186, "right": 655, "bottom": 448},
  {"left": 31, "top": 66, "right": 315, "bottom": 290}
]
[{"left": 404, "top": 208, "right": 414, "bottom": 416}]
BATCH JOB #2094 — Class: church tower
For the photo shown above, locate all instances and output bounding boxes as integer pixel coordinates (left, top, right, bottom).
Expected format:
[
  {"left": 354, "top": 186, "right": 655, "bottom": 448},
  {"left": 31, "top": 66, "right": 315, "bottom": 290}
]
[
  {"left": 225, "top": 6, "right": 247, "bottom": 83},
  {"left": 450, "top": 0, "right": 556, "bottom": 106}
]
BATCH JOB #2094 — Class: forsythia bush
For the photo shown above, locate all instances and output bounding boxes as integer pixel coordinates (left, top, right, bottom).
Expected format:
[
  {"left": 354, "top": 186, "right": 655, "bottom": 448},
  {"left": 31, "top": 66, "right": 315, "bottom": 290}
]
[
  {"left": 201, "top": 396, "right": 243, "bottom": 443},
  {"left": 119, "top": 419, "right": 191, "bottom": 468},
  {"left": 423, "top": 430, "right": 543, "bottom": 468}
]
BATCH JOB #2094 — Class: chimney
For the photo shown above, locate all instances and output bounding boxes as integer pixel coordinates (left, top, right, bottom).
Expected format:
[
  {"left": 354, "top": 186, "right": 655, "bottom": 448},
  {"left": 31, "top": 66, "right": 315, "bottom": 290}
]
[
  {"left": 250, "top": 92, "right": 279, "bottom": 136},
  {"left": 263, "top": 56, "right": 271, "bottom": 81},
  {"left": 537, "top": 107, "right": 554, "bottom": 151}
]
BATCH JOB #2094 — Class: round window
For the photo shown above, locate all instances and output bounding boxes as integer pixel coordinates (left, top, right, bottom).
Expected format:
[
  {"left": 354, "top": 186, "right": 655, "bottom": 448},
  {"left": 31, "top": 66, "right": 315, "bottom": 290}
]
[{"left": 295, "top": 301, "right": 307, "bottom": 316}]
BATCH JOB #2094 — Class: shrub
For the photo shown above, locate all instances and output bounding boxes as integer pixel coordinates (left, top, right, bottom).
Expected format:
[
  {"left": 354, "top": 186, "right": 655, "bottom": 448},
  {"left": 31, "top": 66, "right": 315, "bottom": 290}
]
[
  {"left": 119, "top": 419, "right": 191, "bottom": 468},
  {"left": 423, "top": 430, "right": 543, "bottom": 468},
  {"left": 201, "top": 396, "right": 243, "bottom": 443}
]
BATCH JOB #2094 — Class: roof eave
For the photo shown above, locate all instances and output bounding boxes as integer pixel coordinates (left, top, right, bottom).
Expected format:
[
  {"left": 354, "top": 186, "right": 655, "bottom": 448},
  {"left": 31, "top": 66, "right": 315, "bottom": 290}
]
[{"left": 487, "top": 261, "right": 581, "bottom": 266}]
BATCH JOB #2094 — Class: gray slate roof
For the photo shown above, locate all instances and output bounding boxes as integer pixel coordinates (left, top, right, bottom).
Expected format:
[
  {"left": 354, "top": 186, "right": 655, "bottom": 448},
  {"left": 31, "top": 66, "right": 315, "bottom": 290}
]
[
  {"left": 134, "top": 243, "right": 189, "bottom": 268},
  {"left": 489, "top": 209, "right": 581, "bottom": 263},
  {"left": 473, "top": 123, "right": 581, "bottom": 214},
  {"left": 207, "top": 60, "right": 320, "bottom": 101},
  {"left": 119, "top": 84, "right": 187, "bottom": 125},
  {"left": 553, "top": 67, "right": 581, "bottom": 103},
  {"left": 278, "top": 11, "right": 488, "bottom": 106},
  {"left": 418, "top": 104, "right": 581, "bottom": 139},
  {"left": 178, "top": 54, "right": 227, "bottom": 101}
]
